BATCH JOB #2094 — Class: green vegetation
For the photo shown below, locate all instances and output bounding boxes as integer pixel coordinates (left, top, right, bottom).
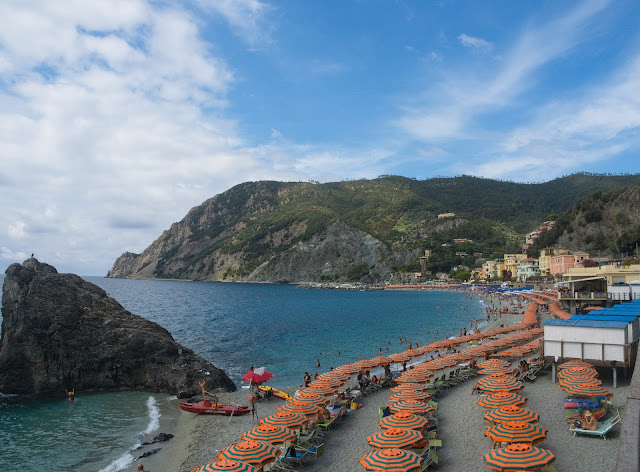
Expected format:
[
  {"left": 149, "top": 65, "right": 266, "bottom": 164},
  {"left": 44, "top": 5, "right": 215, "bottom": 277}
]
[{"left": 143, "top": 174, "right": 640, "bottom": 280}]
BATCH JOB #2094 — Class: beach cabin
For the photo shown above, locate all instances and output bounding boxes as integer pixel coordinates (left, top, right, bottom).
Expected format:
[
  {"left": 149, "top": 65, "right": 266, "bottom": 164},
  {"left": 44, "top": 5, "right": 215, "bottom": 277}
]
[{"left": 543, "top": 300, "right": 640, "bottom": 386}]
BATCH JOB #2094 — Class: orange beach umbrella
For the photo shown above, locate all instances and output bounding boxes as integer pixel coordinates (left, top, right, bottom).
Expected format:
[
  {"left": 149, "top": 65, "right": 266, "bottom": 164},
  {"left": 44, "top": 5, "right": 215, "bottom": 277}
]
[
  {"left": 360, "top": 448, "right": 424, "bottom": 472},
  {"left": 241, "top": 424, "right": 297, "bottom": 444},
  {"left": 367, "top": 428, "right": 423, "bottom": 449},
  {"left": 388, "top": 400, "right": 435, "bottom": 415},
  {"left": 485, "top": 421, "right": 548, "bottom": 445},
  {"left": 379, "top": 412, "right": 430, "bottom": 431},
  {"left": 195, "top": 459, "right": 258, "bottom": 472},
  {"left": 261, "top": 411, "right": 309, "bottom": 430},
  {"left": 477, "top": 392, "right": 527, "bottom": 409},
  {"left": 483, "top": 443, "right": 555, "bottom": 471},
  {"left": 217, "top": 441, "right": 281, "bottom": 468},
  {"left": 278, "top": 400, "right": 322, "bottom": 417},
  {"left": 484, "top": 405, "right": 540, "bottom": 424},
  {"left": 391, "top": 383, "right": 430, "bottom": 392},
  {"left": 389, "top": 391, "right": 432, "bottom": 402}
]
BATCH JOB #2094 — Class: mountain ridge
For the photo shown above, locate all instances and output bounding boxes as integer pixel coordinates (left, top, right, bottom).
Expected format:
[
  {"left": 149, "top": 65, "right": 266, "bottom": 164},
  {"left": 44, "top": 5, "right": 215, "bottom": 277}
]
[{"left": 108, "top": 173, "right": 640, "bottom": 282}]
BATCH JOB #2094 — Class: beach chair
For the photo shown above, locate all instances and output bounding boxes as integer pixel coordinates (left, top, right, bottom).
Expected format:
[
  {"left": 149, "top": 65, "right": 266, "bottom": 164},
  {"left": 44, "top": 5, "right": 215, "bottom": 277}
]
[
  {"left": 286, "top": 443, "right": 324, "bottom": 464},
  {"left": 427, "top": 399, "right": 438, "bottom": 411},
  {"left": 419, "top": 447, "right": 439, "bottom": 470},
  {"left": 269, "top": 451, "right": 300, "bottom": 472},
  {"left": 570, "top": 410, "right": 622, "bottom": 439},
  {"left": 379, "top": 406, "right": 391, "bottom": 418}
]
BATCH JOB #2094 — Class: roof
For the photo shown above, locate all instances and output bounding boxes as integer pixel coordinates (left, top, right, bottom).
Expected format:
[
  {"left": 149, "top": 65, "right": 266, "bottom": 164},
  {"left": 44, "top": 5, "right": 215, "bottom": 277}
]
[
  {"left": 556, "top": 276, "right": 606, "bottom": 284},
  {"left": 571, "top": 315, "right": 637, "bottom": 323},
  {"left": 543, "top": 319, "right": 630, "bottom": 329}
]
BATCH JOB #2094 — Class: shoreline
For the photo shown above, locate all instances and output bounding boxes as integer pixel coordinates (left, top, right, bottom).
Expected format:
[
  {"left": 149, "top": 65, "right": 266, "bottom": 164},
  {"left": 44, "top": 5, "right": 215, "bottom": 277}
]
[{"left": 141, "top": 292, "right": 524, "bottom": 472}]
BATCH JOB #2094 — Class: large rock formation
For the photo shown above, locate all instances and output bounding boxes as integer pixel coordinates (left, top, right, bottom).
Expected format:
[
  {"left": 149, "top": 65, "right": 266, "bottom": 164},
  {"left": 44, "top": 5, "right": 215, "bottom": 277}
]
[{"left": 0, "top": 258, "right": 235, "bottom": 397}]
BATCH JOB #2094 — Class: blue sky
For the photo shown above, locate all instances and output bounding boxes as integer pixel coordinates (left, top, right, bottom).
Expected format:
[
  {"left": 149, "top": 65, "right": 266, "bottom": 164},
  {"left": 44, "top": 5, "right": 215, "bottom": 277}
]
[{"left": 1, "top": 0, "right": 639, "bottom": 275}]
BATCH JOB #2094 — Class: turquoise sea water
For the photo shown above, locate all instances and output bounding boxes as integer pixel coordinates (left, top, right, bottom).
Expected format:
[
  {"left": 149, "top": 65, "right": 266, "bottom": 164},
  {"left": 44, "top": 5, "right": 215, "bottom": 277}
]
[{"left": 0, "top": 277, "right": 484, "bottom": 471}]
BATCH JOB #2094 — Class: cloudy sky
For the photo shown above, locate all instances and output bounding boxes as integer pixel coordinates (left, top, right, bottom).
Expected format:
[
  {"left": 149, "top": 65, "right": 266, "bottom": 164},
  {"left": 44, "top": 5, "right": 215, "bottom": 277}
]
[{"left": 1, "top": 0, "right": 639, "bottom": 275}]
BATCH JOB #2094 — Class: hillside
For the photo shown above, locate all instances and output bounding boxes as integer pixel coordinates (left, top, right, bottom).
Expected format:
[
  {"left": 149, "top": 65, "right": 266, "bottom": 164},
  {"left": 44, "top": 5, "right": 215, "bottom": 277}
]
[
  {"left": 528, "top": 184, "right": 640, "bottom": 259},
  {"left": 107, "top": 173, "right": 640, "bottom": 283}
]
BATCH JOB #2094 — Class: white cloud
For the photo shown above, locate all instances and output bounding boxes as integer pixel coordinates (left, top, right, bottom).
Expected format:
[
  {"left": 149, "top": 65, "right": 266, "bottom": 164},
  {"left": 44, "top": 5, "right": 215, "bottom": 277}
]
[
  {"left": 196, "top": 0, "right": 272, "bottom": 45},
  {"left": 458, "top": 33, "right": 492, "bottom": 50},
  {"left": 395, "top": 0, "right": 613, "bottom": 182},
  {"left": 1, "top": 247, "right": 28, "bottom": 261},
  {"left": 8, "top": 221, "right": 27, "bottom": 240}
]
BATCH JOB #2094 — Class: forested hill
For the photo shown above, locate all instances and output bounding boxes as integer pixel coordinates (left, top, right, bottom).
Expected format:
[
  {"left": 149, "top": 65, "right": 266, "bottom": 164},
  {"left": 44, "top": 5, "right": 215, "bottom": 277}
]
[
  {"left": 528, "top": 184, "right": 640, "bottom": 259},
  {"left": 108, "top": 173, "right": 640, "bottom": 283}
]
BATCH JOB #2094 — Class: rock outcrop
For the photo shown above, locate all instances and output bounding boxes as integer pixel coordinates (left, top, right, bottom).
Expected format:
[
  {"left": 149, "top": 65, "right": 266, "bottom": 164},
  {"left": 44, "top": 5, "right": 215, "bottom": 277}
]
[{"left": 0, "top": 258, "right": 235, "bottom": 396}]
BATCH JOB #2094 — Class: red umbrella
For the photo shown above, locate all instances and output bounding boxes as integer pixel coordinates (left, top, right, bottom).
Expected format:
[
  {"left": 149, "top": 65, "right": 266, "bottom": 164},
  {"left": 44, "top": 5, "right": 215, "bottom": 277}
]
[{"left": 243, "top": 367, "right": 274, "bottom": 385}]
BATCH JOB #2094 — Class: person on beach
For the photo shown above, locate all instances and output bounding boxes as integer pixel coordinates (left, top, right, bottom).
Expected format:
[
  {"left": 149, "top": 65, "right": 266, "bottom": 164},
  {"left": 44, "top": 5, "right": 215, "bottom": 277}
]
[
  {"left": 583, "top": 410, "right": 598, "bottom": 430},
  {"left": 137, "top": 464, "right": 149, "bottom": 472},
  {"left": 302, "top": 372, "right": 311, "bottom": 387},
  {"left": 249, "top": 393, "right": 258, "bottom": 420}
]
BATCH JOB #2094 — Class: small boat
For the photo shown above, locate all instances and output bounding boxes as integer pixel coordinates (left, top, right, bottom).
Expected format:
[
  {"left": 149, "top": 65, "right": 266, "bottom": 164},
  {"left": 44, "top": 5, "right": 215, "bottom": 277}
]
[
  {"left": 258, "top": 385, "right": 292, "bottom": 400},
  {"left": 179, "top": 398, "right": 250, "bottom": 416},
  {"left": 180, "top": 379, "right": 250, "bottom": 416}
]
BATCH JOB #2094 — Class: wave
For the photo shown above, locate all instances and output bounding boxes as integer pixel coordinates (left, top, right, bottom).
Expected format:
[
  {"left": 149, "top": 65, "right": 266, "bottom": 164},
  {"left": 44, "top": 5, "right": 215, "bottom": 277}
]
[
  {"left": 144, "top": 396, "right": 160, "bottom": 435},
  {"left": 99, "top": 396, "right": 160, "bottom": 472}
]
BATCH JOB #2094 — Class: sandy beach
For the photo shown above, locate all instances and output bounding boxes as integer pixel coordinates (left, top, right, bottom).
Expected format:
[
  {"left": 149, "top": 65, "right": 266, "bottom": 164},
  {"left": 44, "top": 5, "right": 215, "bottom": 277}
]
[{"left": 131, "top": 294, "right": 631, "bottom": 472}]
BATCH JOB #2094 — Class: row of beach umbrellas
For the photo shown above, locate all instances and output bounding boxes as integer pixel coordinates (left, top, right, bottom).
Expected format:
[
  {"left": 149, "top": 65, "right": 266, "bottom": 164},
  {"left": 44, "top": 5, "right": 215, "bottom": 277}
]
[
  {"left": 474, "top": 347, "right": 556, "bottom": 471},
  {"left": 556, "top": 360, "right": 613, "bottom": 398}
]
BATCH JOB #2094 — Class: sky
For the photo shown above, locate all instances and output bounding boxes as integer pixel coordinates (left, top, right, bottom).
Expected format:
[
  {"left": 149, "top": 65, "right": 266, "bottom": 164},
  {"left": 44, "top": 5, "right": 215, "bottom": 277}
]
[{"left": 1, "top": 0, "right": 640, "bottom": 275}]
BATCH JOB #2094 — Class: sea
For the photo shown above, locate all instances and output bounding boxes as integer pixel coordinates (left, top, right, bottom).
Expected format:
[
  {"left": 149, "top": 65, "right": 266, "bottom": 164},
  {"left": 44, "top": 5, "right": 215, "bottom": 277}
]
[{"left": 0, "top": 276, "right": 486, "bottom": 471}]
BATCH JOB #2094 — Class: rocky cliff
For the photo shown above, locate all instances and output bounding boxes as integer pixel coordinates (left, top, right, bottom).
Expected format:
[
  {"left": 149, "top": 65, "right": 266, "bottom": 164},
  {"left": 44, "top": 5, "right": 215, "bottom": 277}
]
[
  {"left": 0, "top": 258, "right": 235, "bottom": 396},
  {"left": 108, "top": 174, "right": 640, "bottom": 282}
]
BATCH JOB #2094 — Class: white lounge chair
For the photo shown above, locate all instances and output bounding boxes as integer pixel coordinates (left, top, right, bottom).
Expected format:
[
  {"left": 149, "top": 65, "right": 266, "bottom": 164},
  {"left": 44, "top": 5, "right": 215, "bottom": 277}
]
[{"left": 570, "top": 410, "right": 621, "bottom": 439}]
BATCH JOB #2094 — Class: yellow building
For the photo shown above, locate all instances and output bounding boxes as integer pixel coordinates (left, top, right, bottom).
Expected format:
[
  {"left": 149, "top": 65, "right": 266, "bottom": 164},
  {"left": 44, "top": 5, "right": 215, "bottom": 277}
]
[
  {"left": 538, "top": 247, "right": 566, "bottom": 276},
  {"left": 504, "top": 254, "right": 526, "bottom": 278},
  {"left": 565, "top": 263, "right": 640, "bottom": 285}
]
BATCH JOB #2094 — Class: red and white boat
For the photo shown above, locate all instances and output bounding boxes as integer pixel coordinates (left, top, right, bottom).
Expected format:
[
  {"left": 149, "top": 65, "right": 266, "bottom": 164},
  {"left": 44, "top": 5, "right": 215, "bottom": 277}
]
[{"left": 179, "top": 398, "right": 250, "bottom": 416}]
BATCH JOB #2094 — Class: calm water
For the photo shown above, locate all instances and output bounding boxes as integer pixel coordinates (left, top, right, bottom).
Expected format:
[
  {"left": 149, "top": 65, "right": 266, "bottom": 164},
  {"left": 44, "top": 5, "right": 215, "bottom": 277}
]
[{"left": 0, "top": 276, "right": 483, "bottom": 471}]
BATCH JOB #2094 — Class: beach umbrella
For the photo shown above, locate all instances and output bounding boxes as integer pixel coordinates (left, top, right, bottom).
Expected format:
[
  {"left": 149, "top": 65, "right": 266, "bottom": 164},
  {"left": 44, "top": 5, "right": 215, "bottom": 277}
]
[
  {"left": 391, "top": 383, "right": 429, "bottom": 392},
  {"left": 485, "top": 421, "right": 548, "bottom": 445},
  {"left": 195, "top": 459, "right": 259, "bottom": 472},
  {"left": 477, "top": 359, "right": 511, "bottom": 369},
  {"left": 217, "top": 441, "right": 281, "bottom": 468},
  {"left": 367, "top": 428, "right": 424, "bottom": 449},
  {"left": 309, "top": 377, "right": 343, "bottom": 388},
  {"left": 484, "top": 405, "right": 540, "bottom": 424},
  {"left": 389, "top": 391, "right": 432, "bottom": 402},
  {"left": 388, "top": 400, "right": 434, "bottom": 415},
  {"left": 558, "top": 360, "right": 593, "bottom": 370},
  {"left": 379, "top": 412, "right": 430, "bottom": 431},
  {"left": 317, "top": 371, "right": 351, "bottom": 382},
  {"left": 335, "top": 364, "right": 361, "bottom": 375},
  {"left": 557, "top": 366, "right": 598, "bottom": 379},
  {"left": 388, "top": 353, "right": 411, "bottom": 364},
  {"left": 477, "top": 392, "right": 527, "bottom": 409},
  {"left": 558, "top": 376, "right": 602, "bottom": 388},
  {"left": 242, "top": 367, "right": 274, "bottom": 386},
  {"left": 435, "top": 358, "right": 458, "bottom": 368},
  {"left": 477, "top": 366, "right": 515, "bottom": 375},
  {"left": 356, "top": 359, "right": 380, "bottom": 370},
  {"left": 360, "top": 448, "right": 424, "bottom": 472},
  {"left": 559, "top": 382, "right": 613, "bottom": 398},
  {"left": 278, "top": 400, "right": 322, "bottom": 417},
  {"left": 241, "top": 423, "right": 297, "bottom": 444},
  {"left": 476, "top": 377, "right": 524, "bottom": 394},
  {"left": 293, "top": 392, "right": 329, "bottom": 406},
  {"left": 261, "top": 411, "right": 309, "bottom": 430},
  {"left": 404, "top": 349, "right": 424, "bottom": 358},
  {"left": 483, "top": 443, "right": 555, "bottom": 471},
  {"left": 397, "top": 371, "right": 434, "bottom": 383},
  {"left": 300, "top": 385, "right": 338, "bottom": 396}
]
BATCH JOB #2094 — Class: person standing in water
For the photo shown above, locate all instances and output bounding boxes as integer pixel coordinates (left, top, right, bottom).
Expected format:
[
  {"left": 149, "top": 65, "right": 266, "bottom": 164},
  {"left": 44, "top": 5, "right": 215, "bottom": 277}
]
[{"left": 65, "top": 388, "right": 75, "bottom": 401}]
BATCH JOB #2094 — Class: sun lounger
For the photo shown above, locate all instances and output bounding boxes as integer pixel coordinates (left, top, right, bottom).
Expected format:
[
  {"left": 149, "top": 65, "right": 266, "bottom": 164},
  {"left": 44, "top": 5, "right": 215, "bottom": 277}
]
[
  {"left": 570, "top": 410, "right": 621, "bottom": 439},
  {"left": 285, "top": 443, "right": 324, "bottom": 464}
]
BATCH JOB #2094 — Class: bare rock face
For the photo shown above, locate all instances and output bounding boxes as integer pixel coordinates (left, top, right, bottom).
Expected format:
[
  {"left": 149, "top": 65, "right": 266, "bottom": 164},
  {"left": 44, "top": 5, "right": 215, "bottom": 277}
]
[{"left": 0, "top": 258, "right": 235, "bottom": 397}]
